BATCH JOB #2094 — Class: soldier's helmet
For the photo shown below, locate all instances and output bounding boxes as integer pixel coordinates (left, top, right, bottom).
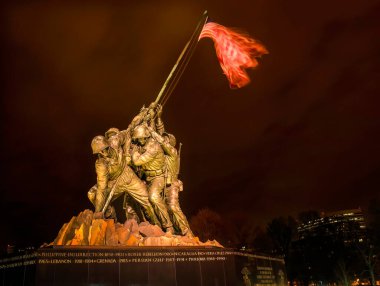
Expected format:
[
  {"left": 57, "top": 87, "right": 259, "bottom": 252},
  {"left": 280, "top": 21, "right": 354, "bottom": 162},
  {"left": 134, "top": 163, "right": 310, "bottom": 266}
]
[
  {"left": 91, "top": 135, "right": 109, "bottom": 154},
  {"left": 132, "top": 125, "right": 150, "bottom": 140},
  {"left": 106, "top": 127, "right": 121, "bottom": 150},
  {"left": 105, "top": 127, "right": 120, "bottom": 139},
  {"left": 164, "top": 132, "right": 176, "bottom": 147}
]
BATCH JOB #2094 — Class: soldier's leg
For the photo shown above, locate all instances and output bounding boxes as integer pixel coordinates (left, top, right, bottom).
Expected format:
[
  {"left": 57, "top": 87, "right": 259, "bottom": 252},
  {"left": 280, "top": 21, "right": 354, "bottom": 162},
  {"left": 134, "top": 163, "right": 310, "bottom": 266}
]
[
  {"left": 99, "top": 183, "right": 126, "bottom": 221},
  {"left": 104, "top": 205, "right": 117, "bottom": 221},
  {"left": 88, "top": 185, "right": 97, "bottom": 206},
  {"left": 94, "top": 186, "right": 107, "bottom": 213},
  {"left": 165, "top": 183, "right": 193, "bottom": 236},
  {"left": 121, "top": 176, "right": 161, "bottom": 227},
  {"left": 123, "top": 194, "right": 140, "bottom": 222},
  {"left": 88, "top": 185, "right": 117, "bottom": 220},
  {"left": 148, "top": 176, "right": 173, "bottom": 231}
]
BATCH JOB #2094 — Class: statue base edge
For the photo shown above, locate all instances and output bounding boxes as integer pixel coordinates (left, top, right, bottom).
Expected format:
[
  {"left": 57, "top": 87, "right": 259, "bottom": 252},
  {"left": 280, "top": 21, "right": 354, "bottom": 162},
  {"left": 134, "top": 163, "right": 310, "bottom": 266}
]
[{"left": 0, "top": 246, "right": 286, "bottom": 286}]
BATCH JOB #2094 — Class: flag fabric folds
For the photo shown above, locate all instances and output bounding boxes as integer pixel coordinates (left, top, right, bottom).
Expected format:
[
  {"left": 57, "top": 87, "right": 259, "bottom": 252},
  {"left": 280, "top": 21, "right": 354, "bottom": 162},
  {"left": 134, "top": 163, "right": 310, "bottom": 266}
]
[{"left": 199, "top": 22, "right": 268, "bottom": 89}]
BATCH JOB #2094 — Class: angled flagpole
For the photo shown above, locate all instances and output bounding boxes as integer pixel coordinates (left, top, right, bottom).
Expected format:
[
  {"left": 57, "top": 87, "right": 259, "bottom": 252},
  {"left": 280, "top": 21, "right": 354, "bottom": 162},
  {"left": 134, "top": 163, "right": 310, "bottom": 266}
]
[{"left": 154, "top": 10, "right": 208, "bottom": 106}]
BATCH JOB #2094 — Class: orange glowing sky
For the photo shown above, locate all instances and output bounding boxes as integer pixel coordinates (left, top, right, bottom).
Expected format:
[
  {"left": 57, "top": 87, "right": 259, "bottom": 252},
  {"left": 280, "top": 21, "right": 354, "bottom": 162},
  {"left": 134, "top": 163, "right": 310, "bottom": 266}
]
[{"left": 1, "top": 0, "right": 380, "bottom": 248}]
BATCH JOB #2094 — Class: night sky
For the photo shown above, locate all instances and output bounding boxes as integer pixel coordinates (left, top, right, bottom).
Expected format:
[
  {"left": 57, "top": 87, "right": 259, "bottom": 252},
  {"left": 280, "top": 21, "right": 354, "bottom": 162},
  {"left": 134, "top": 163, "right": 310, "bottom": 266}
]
[{"left": 1, "top": 0, "right": 380, "bottom": 249}]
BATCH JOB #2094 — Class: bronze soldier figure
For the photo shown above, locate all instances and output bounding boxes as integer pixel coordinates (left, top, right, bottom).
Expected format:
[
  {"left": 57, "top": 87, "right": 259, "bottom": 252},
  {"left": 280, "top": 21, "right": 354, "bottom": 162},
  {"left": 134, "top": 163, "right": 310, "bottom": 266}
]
[
  {"left": 104, "top": 128, "right": 142, "bottom": 222},
  {"left": 150, "top": 107, "right": 193, "bottom": 236},
  {"left": 131, "top": 125, "right": 174, "bottom": 233},
  {"left": 88, "top": 134, "right": 160, "bottom": 226}
]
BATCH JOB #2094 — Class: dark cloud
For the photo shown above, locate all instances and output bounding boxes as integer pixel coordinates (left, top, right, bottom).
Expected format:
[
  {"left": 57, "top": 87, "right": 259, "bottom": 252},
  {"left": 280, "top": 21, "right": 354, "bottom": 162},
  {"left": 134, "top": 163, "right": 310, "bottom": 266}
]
[{"left": 1, "top": 0, "right": 380, "bottom": 248}]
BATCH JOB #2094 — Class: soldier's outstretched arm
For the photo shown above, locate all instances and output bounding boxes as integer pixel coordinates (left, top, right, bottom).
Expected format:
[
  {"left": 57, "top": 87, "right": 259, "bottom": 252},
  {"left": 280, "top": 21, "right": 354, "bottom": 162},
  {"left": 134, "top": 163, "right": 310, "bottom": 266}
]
[
  {"left": 155, "top": 104, "right": 165, "bottom": 135},
  {"left": 148, "top": 127, "right": 177, "bottom": 157},
  {"left": 132, "top": 141, "right": 159, "bottom": 166},
  {"left": 119, "top": 127, "right": 133, "bottom": 165},
  {"left": 129, "top": 102, "right": 158, "bottom": 131}
]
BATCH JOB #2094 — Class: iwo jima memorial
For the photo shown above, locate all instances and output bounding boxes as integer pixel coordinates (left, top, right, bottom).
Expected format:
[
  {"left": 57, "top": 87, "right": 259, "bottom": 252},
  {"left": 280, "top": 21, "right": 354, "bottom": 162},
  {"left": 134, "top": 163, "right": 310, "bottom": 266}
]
[{"left": 0, "top": 11, "right": 287, "bottom": 286}]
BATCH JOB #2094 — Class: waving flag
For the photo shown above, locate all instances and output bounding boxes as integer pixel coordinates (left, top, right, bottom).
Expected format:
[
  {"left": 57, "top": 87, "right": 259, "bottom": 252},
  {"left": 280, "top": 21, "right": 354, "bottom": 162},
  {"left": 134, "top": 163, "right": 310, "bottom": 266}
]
[{"left": 199, "top": 22, "right": 268, "bottom": 88}]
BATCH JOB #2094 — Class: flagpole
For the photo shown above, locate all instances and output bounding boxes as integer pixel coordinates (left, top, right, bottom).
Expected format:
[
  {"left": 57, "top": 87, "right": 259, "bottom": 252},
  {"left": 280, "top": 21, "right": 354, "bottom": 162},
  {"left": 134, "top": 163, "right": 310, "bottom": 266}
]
[{"left": 154, "top": 10, "right": 208, "bottom": 106}]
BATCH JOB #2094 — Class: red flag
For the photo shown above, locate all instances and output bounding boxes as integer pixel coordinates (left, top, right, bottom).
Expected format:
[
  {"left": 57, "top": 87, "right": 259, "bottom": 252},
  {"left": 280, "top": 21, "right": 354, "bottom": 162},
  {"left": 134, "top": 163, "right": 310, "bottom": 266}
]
[{"left": 199, "top": 22, "right": 268, "bottom": 89}]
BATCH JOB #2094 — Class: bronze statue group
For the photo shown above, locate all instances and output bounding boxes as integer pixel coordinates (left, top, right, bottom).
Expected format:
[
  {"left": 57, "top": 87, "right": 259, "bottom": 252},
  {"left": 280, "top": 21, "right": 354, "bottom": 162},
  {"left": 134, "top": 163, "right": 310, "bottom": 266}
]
[{"left": 88, "top": 102, "right": 193, "bottom": 237}]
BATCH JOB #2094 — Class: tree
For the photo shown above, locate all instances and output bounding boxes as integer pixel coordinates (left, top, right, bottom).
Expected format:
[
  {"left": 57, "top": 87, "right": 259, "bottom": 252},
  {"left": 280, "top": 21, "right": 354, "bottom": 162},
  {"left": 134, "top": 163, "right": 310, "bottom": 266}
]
[
  {"left": 356, "top": 199, "right": 380, "bottom": 286},
  {"left": 266, "top": 216, "right": 298, "bottom": 285},
  {"left": 334, "top": 259, "right": 351, "bottom": 286},
  {"left": 252, "top": 226, "right": 274, "bottom": 253},
  {"left": 190, "top": 208, "right": 224, "bottom": 243},
  {"left": 222, "top": 211, "right": 259, "bottom": 249},
  {"left": 267, "top": 216, "right": 297, "bottom": 258},
  {"left": 356, "top": 241, "right": 377, "bottom": 286}
]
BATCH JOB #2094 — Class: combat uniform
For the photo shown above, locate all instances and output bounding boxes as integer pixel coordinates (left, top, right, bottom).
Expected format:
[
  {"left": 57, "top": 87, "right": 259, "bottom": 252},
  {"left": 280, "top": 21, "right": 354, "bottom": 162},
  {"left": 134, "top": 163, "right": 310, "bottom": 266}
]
[
  {"left": 104, "top": 128, "right": 143, "bottom": 221},
  {"left": 132, "top": 130, "right": 173, "bottom": 231},
  {"left": 150, "top": 129, "right": 193, "bottom": 236},
  {"left": 88, "top": 135, "right": 160, "bottom": 226}
]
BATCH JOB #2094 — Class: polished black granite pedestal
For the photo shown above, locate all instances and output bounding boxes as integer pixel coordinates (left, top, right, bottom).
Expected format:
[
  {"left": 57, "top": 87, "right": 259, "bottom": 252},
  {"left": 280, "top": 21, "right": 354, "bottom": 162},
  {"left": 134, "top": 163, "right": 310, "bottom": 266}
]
[{"left": 0, "top": 247, "right": 286, "bottom": 286}]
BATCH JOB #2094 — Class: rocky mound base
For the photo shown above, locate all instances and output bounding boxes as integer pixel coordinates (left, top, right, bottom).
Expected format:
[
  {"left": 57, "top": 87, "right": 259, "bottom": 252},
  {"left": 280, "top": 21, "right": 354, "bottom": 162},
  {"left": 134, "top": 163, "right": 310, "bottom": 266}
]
[{"left": 50, "top": 209, "right": 222, "bottom": 248}]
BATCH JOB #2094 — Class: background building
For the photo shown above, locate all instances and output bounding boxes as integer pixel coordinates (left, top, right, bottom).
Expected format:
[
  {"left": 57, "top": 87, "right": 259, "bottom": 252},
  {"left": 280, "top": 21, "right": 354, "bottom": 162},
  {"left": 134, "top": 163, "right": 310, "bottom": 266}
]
[{"left": 297, "top": 208, "right": 366, "bottom": 245}]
